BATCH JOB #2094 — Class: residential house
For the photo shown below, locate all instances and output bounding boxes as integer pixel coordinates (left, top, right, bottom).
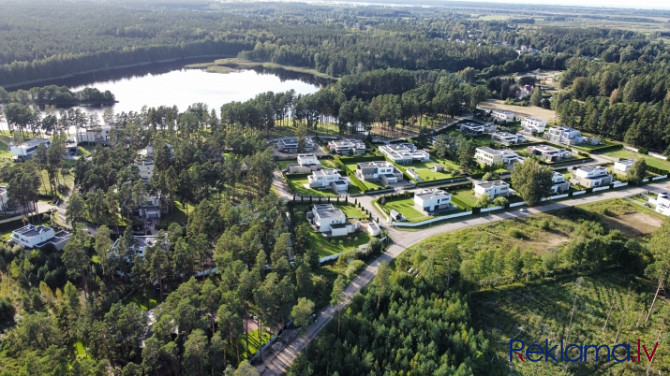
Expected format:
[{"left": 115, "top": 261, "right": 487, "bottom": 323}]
[
  {"left": 64, "top": 141, "right": 78, "bottom": 159},
  {"left": 491, "top": 110, "right": 515, "bottom": 123},
  {"left": 651, "top": 191, "right": 670, "bottom": 216},
  {"left": 278, "top": 137, "right": 314, "bottom": 153},
  {"left": 9, "top": 138, "right": 51, "bottom": 160},
  {"left": 459, "top": 122, "right": 496, "bottom": 136},
  {"left": 378, "top": 143, "right": 430, "bottom": 164},
  {"left": 550, "top": 172, "right": 571, "bottom": 194},
  {"left": 521, "top": 117, "right": 547, "bottom": 134},
  {"left": 526, "top": 145, "right": 573, "bottom": 162},
  {"left": 491, "top": 131, "right": 524, "bottom": 146},
  {"left": 135, "top": 159, "right": 155, "bottom": 180},
  {"left": 11, "top": 224, "right": 71, "bottom": 250},
  {"left": 309, "top": 204, "right": 357, "bottom": 236},
  {"left": 545, "top": 127, "right": 600, "bottom": 146},
  {"left": 75, "top": 125, "right": 112, "bottom": 145},
  {"left": 474, "top": 180, "right": 510, "bottom": 198},
  {"left": 111, "top": 235, "right": 166, "bottom": 260},
  {"left": 297, "top": 154, "right": 321, "bottom": 168},
  {"left": 356, "top": 161, "right": 404, "bottom": 185},
  {"left": 614, "top": 159, "right": 635, "bottom": 174},
  {"left": 307, "top": 169, "right": 350, "bottom": 193},
  {"left": 414, "top": 188, "right": 452, "bottom": 213},
  {"left": 327, "top": 139, "right": 367, "bottom": 155},
  {"left": 574, "top": 166, "right": 613, "bottom": 188},
  {"left": 475, "top": 147, "right": 525, "bottom": 168}
]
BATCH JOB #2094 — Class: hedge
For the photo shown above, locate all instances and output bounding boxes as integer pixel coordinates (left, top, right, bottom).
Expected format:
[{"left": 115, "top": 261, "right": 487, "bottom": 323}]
[
  {"left": 338, "top": 155, "right": 387, "bottom": 164},
  {"left": 647, "top": 165, "right": 670, "bottom": 176},
  {"left": 589, "top": 144, "right": 623, "bottom": 154},
  {"left": 0, "top": 213, "right": 48, "bottom": 233},
  {"left": 415, "top": 176, "right": 468, "bottom": 188}
]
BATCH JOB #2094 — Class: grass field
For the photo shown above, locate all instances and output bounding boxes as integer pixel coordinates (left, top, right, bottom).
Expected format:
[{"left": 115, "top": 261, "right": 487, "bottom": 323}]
[
  {"left": 405, "top": 160, "right": 461, "bottom": 181},
  {"left": 382, "top": 197, "right": 434, "bottom": 222},
  {"left": 605, "top": 149, "right": 670, "bottom": 171},
  {"left": 478, "top": 99, "right": 558, "bottom": 123},
  {"left": 451, "top": 189, "right": 480, "bottom": 209},
  {"left": 159, "top": 200, "right": 192, "bottom": 227}
]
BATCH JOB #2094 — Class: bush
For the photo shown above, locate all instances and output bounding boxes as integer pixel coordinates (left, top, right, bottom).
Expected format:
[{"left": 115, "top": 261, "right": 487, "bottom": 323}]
[
  {"left": 508, "top": 228, "right": 526, "bottom": 239},
  {"left": 638, "top": 147, "right": 648, "bottom": 155},
  {"left": 538, "top": 219, "right": 550, "bottom": 230},
  {"left": 345, "top": 260, "right": 366, "bottom": 279}
]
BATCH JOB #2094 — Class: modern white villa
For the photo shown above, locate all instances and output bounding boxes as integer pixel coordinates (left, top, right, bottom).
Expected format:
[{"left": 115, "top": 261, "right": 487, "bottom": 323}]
[
  {"left": 307, "top": 169, "right": 350, "bottom": 193},
  {"left": 614, "top": 159, "right": 635, "bottom": 174},
  {"left": 309, "top": 204, "right": 357, "bottom": 236},
  {"left": 650, "top": 191, "right": 670, "bottom": 216},
  {"left": 526, "top": 145, "right": 573, "bottom": 162},
  {"left": 9, "top": 138, "right": 51, "bottom": 160},
  {"left": 414, "top": 188, "right": 452, "bottom": 213},
  {"left": 574, "top": 166, "right": 613, "bottom": 188},
  {"left": 459, "top": 122, "right": 496, "bottom": 136},
  {"left": 550, "top": 172, "right": 571, "bottom": 194},
  {"left": 546, "top": 127, "right": 600, "bottom": 146},
  {"left": 356, "top": 161, "right": 404, "bottom": 185},
  {"left": 474, "top": 180, "right": 510, "bottom": 198},
  {"left": 378, "top": 143, "right": 430, "bottom": 164},
  {"left": 491, "top": 110, "right": 515, "bottom": 122},
  {"left": 297, "top": 154, "right": 321, "bottom": 168},
  {"left": 327, "top": 139, "right": 367, "bottom": 155},
  {"left": 491, "top": 131, "right": 524, "bottom": 146},
  {"left": 11, "top": 224, "right": 71, "bottom": 250},
  {"left": 475, "top": 147, "right": 525, "bottom": 167},
  {"left": 521, "top": 117, "right": 547, "bottom": 134}
]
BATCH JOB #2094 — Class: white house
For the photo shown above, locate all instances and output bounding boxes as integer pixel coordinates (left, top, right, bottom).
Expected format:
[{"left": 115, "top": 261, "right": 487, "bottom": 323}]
[
  {"left": 550, "top": 172, "right": 571, "bottom": 194},
  {"left": 356, "top": 161, "right": 404, "bottom": 185},
  {"left": 135, "top": 159, "right": 155, "bottom": 180},
  {"left": 10, "top": 138, "right": 51, "bottom": 160},
  {"left": 297, "top": 154, "right": 321, "bottom": 168},
  {"left": 414, "top": 188, "right": 452, "bottom": 213},
  {"left": 310, "top": 204, "right": 357, "bottom": 236},
  {"left": 474, "top": 180, "right": 510, "bottom": 198},
  {"left": 11, "top": 224, "right": 71, "bottom": 250},
  {"left": 75, "top": 125, "right": 112, "bottom": 145},
  {"left": 327, "top": 139, "right": 366, "bottom": 155},
  {"left": 491, "top": 132, "right": 524, "bottom": 146},
  {"left": 574, "top": 166, "right": 613, "bottom": 188},
  {"left": 0, "top": 186, "right": 8, "bottom": 212},
  {"left": 378, "top": 143, "right": 430, "bottom": 164},
  {"left": 614, "top": 159, "right": 635, "bottom": 174},
  {"left": 459, "top": 122, "right": 496, "bottom": 136},
  {"left": 307, "top": 169, "right": 349, "bottom": 193},
  {"left": 491, "top": 110, "right": 515, "bottom": 122},
  {"left": 526, "top": 145, "right": 573, "bottom": 162},
  {"left": 475, "top": 147, "right": 525, "bottom": 167},
  {"left": 651, "top": 192, "right": 670, "bottom": 216},
  {"left": 521, "top": 117, "right": 547, "bottom": 134},
  {"left": 278, "top": 137, "right": 314, "bottom": 153}
]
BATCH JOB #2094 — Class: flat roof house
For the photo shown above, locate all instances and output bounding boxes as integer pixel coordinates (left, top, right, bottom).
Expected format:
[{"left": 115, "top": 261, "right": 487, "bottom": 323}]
[
  {"left": 378, "top": 143, "right": 430, "bottom": 164},
  {"left": 327, "top": 139, "right": 366, "bottom": 155},
  {"left": 550, "top": 172, "right": 571, "bottom": 194},
  {"left": 356, "top": 161, "right": 404, "bottom": 185},
  {"left": 135, "top": 159, "right": 155, "bottom": 180},
  {"left": 414, "top": 188, "right": 452, "bottom": 214},
  {"left": 307, "top": 169, "right": 350, "bottom": 193},
  {"left": 459, "top": 122, "right": 496, "bottom": 136},
  {"left": 614, "top": 159, "right": 635, "bottom": 174},
  {"left": 278, "top": 137, "right": 314, "bottom": 153},
  {"left": 10, "top": 138, "right": 51, "bottom": 160},
  {"left": 75, "top": 125, "right": 111, "bottom": 145},
  {"left": 651, "top": 191, "right": 670, "bottom": 217},
  {"left": 310, "top": 204, "right": 357, "bottom": 236},
  {"left": 297, "top": 154, "right": 321, "bottom": 168},
  {"left": 491, "top": 110, "right": 515, "bottom": 123},
  {"left": 11, "top": 224, "right": 71, "bottom": 250},
  {"left": 574, "top": 165, "right": 613, "bottom": 188},
  {"left": 521, "top": 117, "right": 547, "bottom": 134},
  {"left": 526, "top": 145, "right": 573, "bottom": 162},
  {"left": 474, "top": 180, "right": 510, "bottom": 198},
  {"left": 475, "top": 147, "right": 525, "bottom": 167},
  {"left": 491, "top": 132, "right": 524, "bottom": 146}
]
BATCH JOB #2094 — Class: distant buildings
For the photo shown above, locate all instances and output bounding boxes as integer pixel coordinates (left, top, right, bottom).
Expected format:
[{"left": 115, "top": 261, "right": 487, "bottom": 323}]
[
  {"left": 650, "top": 192, "right": 670, "bottom": 216},
  {"left": 307, "top": 169, "right": 350, "bottom": 193},
  {"left": 459, "top": 122, "right": 496, "bottom": 136},
  {"left": 550, "top": 172, "right": 571, "bottom": 194},
  {"left": 574, "top": 166, "right": 613, "bottom": 188},
  {"left": 614, "top": 159, "right": 635, "bottom": 174},
  {"left": 9, "top": 138, "right": 51, "bottom": 160},
  {"left": 545, "top": 127, "right": 600, "bottom": 146},
  {"left": 474, "top": 180, "right": 510, "bottom": 198},
  {"left": 414, "top": 188, "right": 452, "bottom": 214},
  {"left": 75, "top": 125, "right": 111, "bottom": 145},
  {"left": 475, "top": 147, "right": 525, "bottom": 168},
  {"left": 135, "top": 159, "right": 155, "bottom": 180},
  {"left": 378, "top": 143, "right": 430, "bottom": 164},
  {"left": 491, "top": 131, "right": 524, "bottom": 146},
  {"left": 11, "top": 224, "right": 71, "bottom": 250},
  {"left": 327, "top": 139, "right": 366, "bottom": 155},
  {"left": 278, "top": 137, "right": 315, "bottom": 153},
  {"left": 521, "top": 117, "right": 547, "bottom": 134},
  {"left": 491, "top": 110, "right": 515, "bottom": 123},
  {"left": 526, "top": 145, "right": 573, "bottom": 162},
  {"left": 356, "top": 161, "right": 404, "bottom": 185}
]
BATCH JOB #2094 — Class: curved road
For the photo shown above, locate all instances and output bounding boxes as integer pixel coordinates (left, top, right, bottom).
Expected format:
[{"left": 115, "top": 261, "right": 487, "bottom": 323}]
[{"left": 259, "top": 166, "right": 670, "bottom": 375}]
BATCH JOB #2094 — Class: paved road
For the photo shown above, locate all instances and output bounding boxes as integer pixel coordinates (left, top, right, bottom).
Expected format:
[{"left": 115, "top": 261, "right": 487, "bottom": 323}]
[{"left": 259, "top": 171, "right": 670, "bottom": 375}]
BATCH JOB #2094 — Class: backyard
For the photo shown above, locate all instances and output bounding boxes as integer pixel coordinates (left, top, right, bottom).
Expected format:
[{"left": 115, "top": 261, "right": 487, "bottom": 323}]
[
  {"left": 403, "top": 159, "right": 462, "bottom": 182},
  {"left": 382, "top": 197, "right": 434, "bottom": 223},
  {"left": 285, "top": 175, "right": 362, "bottom": 197},
  {"left": 342, "top": 161, "right": 388, "bottom": 190},
  {"left": 604, "top": 148, "right": 670, "bottom": 171},
  {"left": 450, "top": 189, "right": 480, "bottom": 209}
]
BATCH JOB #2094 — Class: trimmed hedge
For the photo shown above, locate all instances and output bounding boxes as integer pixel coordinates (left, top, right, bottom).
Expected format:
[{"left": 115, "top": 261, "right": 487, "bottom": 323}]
[
  {"left": 589, "top": 144, "right": 623, "bottom": 154},
  {"left": 415, "top": 176, "right": 468, "bottom": 188},
  {"left": 647, "top": 165, "right": 670, "bottom": 176},
  {"left": 0, "top": 213, "right": 48, "bottom": 233}
]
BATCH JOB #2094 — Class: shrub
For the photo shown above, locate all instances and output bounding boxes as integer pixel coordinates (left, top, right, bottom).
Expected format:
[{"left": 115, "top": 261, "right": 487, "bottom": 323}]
[
  {"left": 638, "top": 147, "right": 648, "bottom": 155},
  {"left": 345, "top": 260, "right": 366, "bottom": 279},
  {"left": 538, "top": 219, "right": 550, "bottom": 230},
  {"left": 508, "top": 228, "right": 526, "bottom": 239}
]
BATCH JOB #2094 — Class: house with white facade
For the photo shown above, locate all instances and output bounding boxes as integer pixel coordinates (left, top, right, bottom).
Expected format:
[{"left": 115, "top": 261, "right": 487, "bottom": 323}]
[
  {"left": 475, "top": 147, "right": 525, "bottom": 168},
  {"left": 307, "top": 169, "right": 350, "bottom": 193},
  {"left": 135, "top": 159, "right": 155, "bottom": 180},
  {"left": 11, "top": 224, "right": 71, "bottom": 250},
  {"left": 614, "top": 159, "right": 635, "bottom": 174},
  {"left": 526, "top": 145, "right": 573, "bottom": 162},
  {"left": 414, "top": 188, "right": 452, "bottom": 213},
  {"left": 491, "top": 132, "right": 524, "bottom": 146},
  {"left": 111, "top": 235, "right": 166, "bottom": 261},
  {"left": 651, "top": 191, "right": 670, "bottom": 216},
  {"left": 327, "top": 139, "right": 366, "bottom": 155},
  {"left": 474, "top": 180, "right": 510, "bottom": 198},
  {"left": 10, "top": 138, "right": 51, "bottom": 161},
  {"left": 459, "top": 122, "right": 496, "bottom": 136},
  {"left": 521, "top": 117, "right": 547, "bottom": 134},
  {"left": 491, "top": 110, "right": 515, "bottom": 123},
  {"left": 309, "top": 204, "right": 357, "bottom": 236},
  {"left": 75, "top": 125, "right": 112, "bottom": 145},
  {"left": 550, "top": 172, "right": 571, "bottom": 194},
  {"left": 297, "top": 154, "right": 321, "bottom": 168},
  {"left": 574, "top": 166, "right": 613, "bottom": 188},
  {"left": 545, "top": 127, "right": 601, "bottom": 146},
  {"left": 278, "top": 137, "right": 314, "bottom": 153},
  {"left": 356, "top": 161, "right": 404, "bottom": 185},
  {"left": 379, "top": 143, "right": 430, "bottom": 164}
]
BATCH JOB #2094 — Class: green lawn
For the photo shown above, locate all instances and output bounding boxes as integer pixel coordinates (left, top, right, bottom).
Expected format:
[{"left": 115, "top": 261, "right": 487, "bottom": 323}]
[
  {"left": 278, "top": 159, "right": 339, "bottom": 171},
  {"left": 605, "top": 149, "right": 670, "bottom": 171},
  {"left": 74, "top": 341, "right": 89, "bottom": 360},
  {"left": 451, "top": 189, "right": 479, "bottom": 209},
  {"left": 285, "top": 176, "right": 340, "bottom": 197},
  {"left": 383, "top": 197, "right": 434, "bottom": 222},
  {"left": 127, "top": 290, "right": 159, "bottom": 311},
  {"left": 308, "top": 229, "right": 371, "bottom": 258},
  {"left": 342, "top": 162, "right": 387, "bottom": 190},
  {"left": 159, "top": 200, "right": 192, "bottom": 227},
  {"left": 0, "top": 131, "right": 15, "bottom": 159},
  {"left": 405, "top": 160, "right": 461, "bottom": 181}
]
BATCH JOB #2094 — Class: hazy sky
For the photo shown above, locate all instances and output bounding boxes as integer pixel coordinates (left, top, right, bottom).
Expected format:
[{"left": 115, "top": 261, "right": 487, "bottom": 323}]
[{"left": 463, "top": 0, "right": 670, "bottom": 10}]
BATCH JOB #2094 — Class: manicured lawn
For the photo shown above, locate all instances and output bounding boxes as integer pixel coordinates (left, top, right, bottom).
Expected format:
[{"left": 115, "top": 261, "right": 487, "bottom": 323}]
[
  {"left": 159, "top": 200, "right": 192, "bottom": 227},
  {"left": 451, "top": 189, "right": 479, "bottom": 209},
  {"left": 342, "top": 162, "right": 387, "bottom": 190},
  {"left": 383, "top": 197, "right": 434, "bottom": 222},
  {"left": 338, "top": 204, "right": 368, "bottom": 219},
  {"left": 286, "top": 176, "right": 340, "bottom": 197},
  {"left": 605, "top": 149, "right": 670, "bottom": 171},
  {"left": 404, "top": 160, "right": 461, "bottom": 181},
  {"left": 238, "top": 329, "right": 272, "bottom": 359},
  {"left": 308, "top": 229, "right": 371, "bottom": 258}
]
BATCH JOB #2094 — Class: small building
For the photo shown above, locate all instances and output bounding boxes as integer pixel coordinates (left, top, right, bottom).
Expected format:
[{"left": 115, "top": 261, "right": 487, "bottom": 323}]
[
  {"left": 491, "top": 110, "right": 515, "bottom": 123},
  {"left": 362, "top": 221, "right": 381, "bottom": 236},
  {"left": 307, "top": 169, "right": 350, "bottom": 193},
  {"left": 432, "top": 164, "right": 445, "bottom": 172},
  {"left": 526, "top": 145, "right": 573, "bottom": 162},
  {"left": 378, "top": 143, "right": 430, "bottom": 164},
  {"left": 414, "top": 188, "right": 452, "bottom": 213},
  {"left": 135, "top": 159, "right": 155, "bottom": 180},
  {"left": 651, "top": 192, "right": 670, "bottom": 216},
  {"left": 614, "top": 159, "right": 635, "bottom": 174},
  {"left": 327, "top": 139, "right": 366, "bottom": 155},
  {"left": 9, "top": 138, "right": 51, "bottom": 160},
  {"left": 75, "top": 125, "right": 112, "bottom": 145},
  {"left": 64, "top": 141, "right": 78, "bottom": 159},
  {"left": 491, "top": 132, "right": 524, "bottom": 146},
  {"left": 356, "top": 161, "right": 404, "bottom": 185},
  {"left": 475, "top": 147, "right": 525, "bottom": 167},
  {"left": 0, "top": 186, "right": 8, "bottom": 212},
  {"left": 389, "top": 209, "right": 403, "bottom": 221},
  {"left": 278, "top": 137, "right": 314, "bottom": 153},
  {"left": 297, "top": 154, "right": 321, "bottom": 168},
  {"left": 11, "top": 224, "right": 71, "bottom": 251},
  {"left": 521, "top": 117, "right": 547, "bottom": 134},
  {"left": 550, "top": 172, "right": 571, "bottom": 194},
  {"left": 474, "top": 180, "right": 510, "bottom": 198},
  {"left": 310, "top": 204, "right": 357, "bottom": 236},
  {"left": 574, "top": 166, "right": 613, "bottom": 188},
  {"left": 459, "top": 122, "right": 496, "bottom": 136},
  {"left": 111, "top": 235, "right": 165, "bottom": 260}
]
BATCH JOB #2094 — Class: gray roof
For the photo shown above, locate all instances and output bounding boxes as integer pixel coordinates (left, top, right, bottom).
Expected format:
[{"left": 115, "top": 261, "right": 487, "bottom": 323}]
[
  {"left": 476, "top": 180, "right": 509, "bottom": 189},
  {"left": 313, "top": 204, "right": 344, "bottom": 219}
]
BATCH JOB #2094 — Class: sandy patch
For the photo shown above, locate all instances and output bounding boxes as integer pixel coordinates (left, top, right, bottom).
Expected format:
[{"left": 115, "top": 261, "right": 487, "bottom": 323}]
[
  {"left": 478, "top": 99, "right": 558, "bottom": 123},
  {"left": 601, "top": 212, "right": 663, "bottom": 237}
]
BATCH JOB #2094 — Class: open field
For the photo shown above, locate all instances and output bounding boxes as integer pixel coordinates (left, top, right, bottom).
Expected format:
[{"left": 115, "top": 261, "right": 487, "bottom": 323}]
[
  {"left": 404, "top": 160, "right": 461, "bottom": 181},
  {"left": 478, "top": 99, "right": 558, "bottom": 123},
  {"left": 604, "top": 149, "right": 670, "bottom": 171}
]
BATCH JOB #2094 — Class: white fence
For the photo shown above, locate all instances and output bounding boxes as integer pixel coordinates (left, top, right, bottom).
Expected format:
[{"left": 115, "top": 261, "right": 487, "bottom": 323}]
[
  {"left": 550, "top": 193, "right": 569, "bottom": 200},
  {"left": 573, "top": 191, "right": 587, "bottom": 196},
  {"left": 510, "top": 202, "right": 527, "bottom": 208},
  {"left": 613, "top": 181, "right": 629, "bottom": 188},
  {"left": 481, "top": 205, "right": 504, "bottom": 213},
  {"left": 593, "top": 186, "right": 611, "bottom": 192},
  {"left": 393, "top": 210, "right": 473, "bottom": 227},
  {"left": 652, "top": 175, "right": 668, "bottom": 181}
]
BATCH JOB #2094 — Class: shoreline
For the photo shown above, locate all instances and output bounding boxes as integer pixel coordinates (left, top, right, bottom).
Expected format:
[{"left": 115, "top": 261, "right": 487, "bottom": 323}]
[{"left": 185, "top": 58, "right": 337, "bottom": 82}]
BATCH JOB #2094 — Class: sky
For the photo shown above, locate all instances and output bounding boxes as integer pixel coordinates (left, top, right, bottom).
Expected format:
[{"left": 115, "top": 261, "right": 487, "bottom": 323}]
[{"left": 458, "top": 0, "right": 670, "bottom": 10}]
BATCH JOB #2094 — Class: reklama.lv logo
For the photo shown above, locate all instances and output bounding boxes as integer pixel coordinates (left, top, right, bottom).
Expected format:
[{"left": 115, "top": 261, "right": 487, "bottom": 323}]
[{"left": 510, "top": 339, "right": 659, "bottom": 363}]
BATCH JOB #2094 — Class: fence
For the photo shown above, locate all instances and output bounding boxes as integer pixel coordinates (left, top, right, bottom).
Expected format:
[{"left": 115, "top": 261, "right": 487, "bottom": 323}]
[
  {"left": 392, "top": 210, "right": 473, "bottom": 227},
  {"left": 652, "top": 175, "right": 668, "bottom": 181},
  {"left": 593, "top": 186, "right": 610, "bottom": 192},
  {"left": 613, "top": 181, "right": 629, "bottom": 188},
  {"left": 509, "top": 202, "right": 527, "bottom": 208}
]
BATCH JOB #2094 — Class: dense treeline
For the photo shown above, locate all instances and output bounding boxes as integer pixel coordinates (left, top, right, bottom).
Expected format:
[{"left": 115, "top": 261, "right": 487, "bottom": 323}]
[{"left": 0, "top": 85, "right": 115, "bottom": 107}]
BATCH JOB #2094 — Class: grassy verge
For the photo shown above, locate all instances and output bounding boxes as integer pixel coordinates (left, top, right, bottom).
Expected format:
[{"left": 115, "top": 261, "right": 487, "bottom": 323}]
[{"left": 605, "top": 148, "right": 670, "bottom": 171}]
